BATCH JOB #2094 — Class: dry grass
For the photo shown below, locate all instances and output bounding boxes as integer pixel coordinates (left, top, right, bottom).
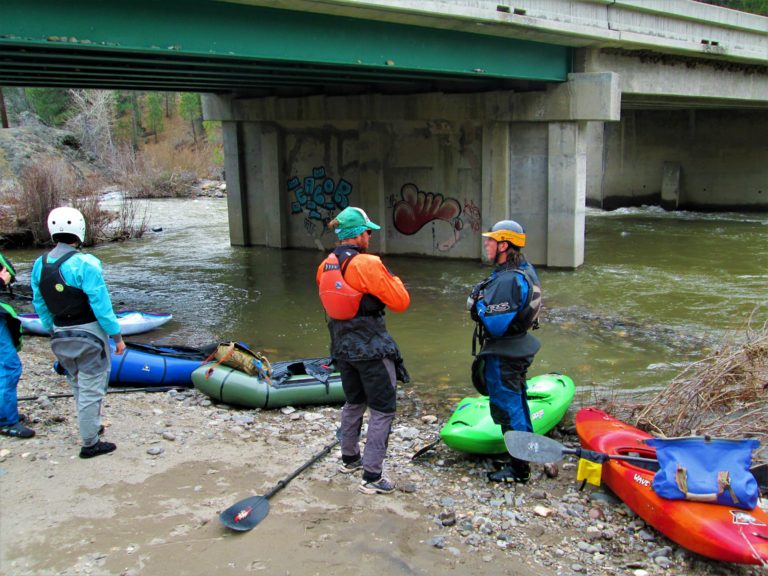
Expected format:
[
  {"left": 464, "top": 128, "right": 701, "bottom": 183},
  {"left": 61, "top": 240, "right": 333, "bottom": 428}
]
[
  {"left": 14, "top": 158, "right": 72, "bottom": 244},
  {"left": 634, "top": 311, "right": 768, "bottom": 447},
  {"left": 110, "top": 118, "right": 222, "bottom": 198}
]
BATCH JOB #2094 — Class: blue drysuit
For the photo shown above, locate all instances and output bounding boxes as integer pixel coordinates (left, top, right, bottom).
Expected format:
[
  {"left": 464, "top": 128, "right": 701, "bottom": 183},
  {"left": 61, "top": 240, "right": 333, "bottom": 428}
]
[{"left": 0, "top": 315, "right": 22, "bottom": 427}]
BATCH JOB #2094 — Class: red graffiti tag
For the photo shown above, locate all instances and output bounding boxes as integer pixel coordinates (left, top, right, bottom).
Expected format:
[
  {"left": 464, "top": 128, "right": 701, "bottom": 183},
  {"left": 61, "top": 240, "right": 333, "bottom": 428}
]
[{"left": 393, "top": 183, "right": 461, "bottom": 236}]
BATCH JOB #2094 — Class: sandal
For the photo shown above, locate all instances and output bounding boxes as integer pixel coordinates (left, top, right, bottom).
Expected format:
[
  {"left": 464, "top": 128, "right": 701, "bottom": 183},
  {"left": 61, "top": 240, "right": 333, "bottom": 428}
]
[{"left": 0, "top": 422, "right": 35, "bottom": 439}]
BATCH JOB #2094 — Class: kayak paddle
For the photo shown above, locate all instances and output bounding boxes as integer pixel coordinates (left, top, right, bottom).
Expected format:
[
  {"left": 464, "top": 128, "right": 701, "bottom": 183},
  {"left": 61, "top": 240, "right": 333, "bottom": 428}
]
[
  {"left": 504, "top": 431, "right": 768, "bottom": 489},
  {"left": 18, "top": 386, "right": 190, "bottom": 402},
  {"left": 503, "top": 430, "right": 657, "bottom": 465},
  {"left": 220, "top": 437, "right": 340, "bottom": 532}
]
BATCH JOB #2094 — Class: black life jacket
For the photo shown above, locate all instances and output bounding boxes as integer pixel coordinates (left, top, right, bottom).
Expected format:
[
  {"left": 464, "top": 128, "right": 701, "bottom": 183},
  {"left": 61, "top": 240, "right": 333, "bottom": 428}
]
[{"left": 39, "top": 251, "right": 97, "bottom": 327}]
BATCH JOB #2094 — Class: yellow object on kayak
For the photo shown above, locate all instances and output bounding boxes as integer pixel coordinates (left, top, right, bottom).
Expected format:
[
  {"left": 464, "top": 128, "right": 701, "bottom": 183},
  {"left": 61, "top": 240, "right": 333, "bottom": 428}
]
[{"left": 577, "top": 458, "right": 603, "bottom": 486}]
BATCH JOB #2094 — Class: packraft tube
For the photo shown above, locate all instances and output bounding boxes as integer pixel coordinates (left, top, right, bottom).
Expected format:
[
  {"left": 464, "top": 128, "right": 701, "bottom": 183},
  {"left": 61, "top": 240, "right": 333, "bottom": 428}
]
[
  {"left": 54, "top": 341, "right": 213, "bottom": 388},
  {"left": 192, "top": 357, "right": 345, "bottom": 409},
  {"left": 576, "top": 407, "right": 768, "bottom": 565},
  {"left": 20, "top": 309, "right": 173, "bottom": 336},
  {"left": 439, "top": 373, "right": 576, "bottom": 454},
  {"left": 108, "top": 341, "right": 214, "bottom": 387}
]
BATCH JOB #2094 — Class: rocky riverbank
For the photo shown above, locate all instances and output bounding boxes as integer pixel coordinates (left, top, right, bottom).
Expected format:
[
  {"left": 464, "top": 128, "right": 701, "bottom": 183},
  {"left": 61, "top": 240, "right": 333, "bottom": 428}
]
[{"left": 0, "top": 337, "right": 764, "bottom": 576}]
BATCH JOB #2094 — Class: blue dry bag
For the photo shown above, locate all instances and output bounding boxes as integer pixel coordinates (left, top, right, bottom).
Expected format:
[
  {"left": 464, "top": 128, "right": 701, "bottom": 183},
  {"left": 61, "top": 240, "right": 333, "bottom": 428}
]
[{"left": 646, "top": 436, "right": 760, "bottom": 510}]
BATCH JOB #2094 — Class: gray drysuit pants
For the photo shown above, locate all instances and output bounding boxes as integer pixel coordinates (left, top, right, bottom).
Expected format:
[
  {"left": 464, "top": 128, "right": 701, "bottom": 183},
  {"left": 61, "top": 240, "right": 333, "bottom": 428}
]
[
  {"left": 336, "top": 357, "right": 397, "bottom": 481},
  {"left": 51, "top": 322, "right": 111, "bottom": 448}
]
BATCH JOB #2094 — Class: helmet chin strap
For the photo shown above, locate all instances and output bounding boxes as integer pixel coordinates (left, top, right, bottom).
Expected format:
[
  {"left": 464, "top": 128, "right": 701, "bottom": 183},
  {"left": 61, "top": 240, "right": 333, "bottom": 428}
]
[{"left": 493, "top": 241, "right": 509, "bottom": 265}]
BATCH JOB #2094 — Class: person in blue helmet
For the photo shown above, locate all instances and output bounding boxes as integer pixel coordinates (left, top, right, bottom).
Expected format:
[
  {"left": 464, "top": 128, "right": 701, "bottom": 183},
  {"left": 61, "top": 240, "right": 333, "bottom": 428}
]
[
  {"left": 0, "top": 254, "right": 35, "bottom": 439},
  {"left": 467, "top": 219, "right": 542, "bottom": 483},
  {"left": 31, "top": 207, "right": 125, "bottom": 459}
]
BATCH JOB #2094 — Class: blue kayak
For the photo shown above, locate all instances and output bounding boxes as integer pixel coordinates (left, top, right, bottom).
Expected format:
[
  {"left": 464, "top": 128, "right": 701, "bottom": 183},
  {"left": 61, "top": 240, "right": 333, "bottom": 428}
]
[
  {"left": 55, "top": 341, "right": 214, "bottom": 388},
  {"left": 20, "top": 310, "right": 173, "bottom": 336}
]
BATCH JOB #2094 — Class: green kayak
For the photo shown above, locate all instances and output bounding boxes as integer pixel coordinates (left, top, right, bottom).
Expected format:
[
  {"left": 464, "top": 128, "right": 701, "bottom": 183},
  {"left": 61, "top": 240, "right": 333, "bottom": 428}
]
[
  {"left": 439, "top": 373, "right": 576, "bottom": 454},
  {"left": 192, "top": 357, "right": 345, "bottom": 409}
]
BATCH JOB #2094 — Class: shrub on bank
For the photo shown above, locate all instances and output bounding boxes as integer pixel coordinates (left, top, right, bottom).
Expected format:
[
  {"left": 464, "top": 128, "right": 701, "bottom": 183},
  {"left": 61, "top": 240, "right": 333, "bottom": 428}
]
[{"left": 2, "top": 158, "right": 147, "bottom": 247}]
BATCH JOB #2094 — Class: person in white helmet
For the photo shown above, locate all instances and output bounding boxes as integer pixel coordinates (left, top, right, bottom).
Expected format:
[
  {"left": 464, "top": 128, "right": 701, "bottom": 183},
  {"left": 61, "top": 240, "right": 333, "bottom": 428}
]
[
  {"left": 30, "top": 207, "right": 125, "bottom": 459},
  {"left": 467, "top": 219, "right": 542, "bottom": 483}
]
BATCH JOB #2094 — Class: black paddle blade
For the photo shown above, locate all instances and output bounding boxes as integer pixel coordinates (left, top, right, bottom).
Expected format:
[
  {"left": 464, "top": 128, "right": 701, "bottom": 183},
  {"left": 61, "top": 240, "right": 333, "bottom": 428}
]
[
  {"left": 220, "top": 495, "right": 270, "bottom": 532},
  {"left": 504, "top": 431, "right": 569, "bottom": 464},
  {"left": 411, "top": 438, "right": 440, "bottom": 460}
]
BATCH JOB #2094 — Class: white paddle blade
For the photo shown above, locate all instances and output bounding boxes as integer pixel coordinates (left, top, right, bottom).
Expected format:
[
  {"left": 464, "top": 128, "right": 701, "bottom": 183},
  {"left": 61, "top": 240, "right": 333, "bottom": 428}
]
[{"left": 504, "top": 431, "right": 566, "bottom": 464}]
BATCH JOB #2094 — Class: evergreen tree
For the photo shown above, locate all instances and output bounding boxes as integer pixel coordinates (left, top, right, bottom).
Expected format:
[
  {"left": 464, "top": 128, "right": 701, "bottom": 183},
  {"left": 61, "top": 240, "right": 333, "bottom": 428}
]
[
  {"left": 25, "top": 88, "right": 72, "bottom": 126},
  {"left": 697, "top": 0, "right": 768, "bottom": 14},
  {"left": 145, "top": 92, "right": 164, "bottom": 143},
  {"left": 179, "top": 93, "right": 202, "bottom": 143}
]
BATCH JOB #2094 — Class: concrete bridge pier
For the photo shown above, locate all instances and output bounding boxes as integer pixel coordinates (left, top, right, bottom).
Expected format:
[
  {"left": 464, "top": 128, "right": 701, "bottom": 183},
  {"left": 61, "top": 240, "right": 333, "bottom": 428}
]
[{"left": 204, "top": 72, "right": 619, "bottom": 268}]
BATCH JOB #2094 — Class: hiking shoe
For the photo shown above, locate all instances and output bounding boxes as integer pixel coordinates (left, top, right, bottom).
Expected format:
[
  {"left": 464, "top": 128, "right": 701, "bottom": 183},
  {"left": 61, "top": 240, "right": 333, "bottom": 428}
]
[
  {"left": 358, "top": 477, "right": 396, "bottom": 495},
  {"left": 0, "top": 422, "right": 35, "bottom": 439},
  {"left": 338, "top": 458, "right": 363, "bottom": 474},
  {"left": 488, "top": 464, "right": 531, "bottom": 484},
  {"left": 79, "top": 441, "right": 116, "bottom": 459}
]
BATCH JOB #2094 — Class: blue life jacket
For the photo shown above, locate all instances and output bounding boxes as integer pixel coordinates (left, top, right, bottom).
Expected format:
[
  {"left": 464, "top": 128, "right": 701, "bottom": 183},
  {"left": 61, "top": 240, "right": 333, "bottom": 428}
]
[{"left": 474, "top": 264, "right": 541, "bottom": 338}]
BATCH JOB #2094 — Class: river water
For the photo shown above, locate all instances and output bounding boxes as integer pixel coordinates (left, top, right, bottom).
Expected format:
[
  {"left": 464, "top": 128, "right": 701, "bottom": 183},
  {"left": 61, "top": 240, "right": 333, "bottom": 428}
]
[{"left": 7, "top": 198, "right": 767, "bottom": 407}]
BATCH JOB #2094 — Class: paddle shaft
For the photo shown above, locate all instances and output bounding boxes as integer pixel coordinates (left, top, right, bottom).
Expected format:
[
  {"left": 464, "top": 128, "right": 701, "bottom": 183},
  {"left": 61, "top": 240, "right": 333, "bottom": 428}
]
[
  {"left": 562, "top": 446, "right": 658, "bottom": 465},
  {"left": 505, "top": 431, "right": 766, "bottom": 479},
  {"left": 264, "top": 438, "right": 340, "bottom": 500},
  {"left": 18, "top": 386, "right": 188, "bottom": 402}
]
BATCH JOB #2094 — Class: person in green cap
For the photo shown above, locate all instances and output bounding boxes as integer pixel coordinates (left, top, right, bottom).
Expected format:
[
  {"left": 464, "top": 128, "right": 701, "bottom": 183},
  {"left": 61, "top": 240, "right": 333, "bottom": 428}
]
[
  {"left": 0, "top": 253, "right": 35, "bottom": 438},
  {"left": 316, "top": 206, "right": 410, "bottom": 495}
]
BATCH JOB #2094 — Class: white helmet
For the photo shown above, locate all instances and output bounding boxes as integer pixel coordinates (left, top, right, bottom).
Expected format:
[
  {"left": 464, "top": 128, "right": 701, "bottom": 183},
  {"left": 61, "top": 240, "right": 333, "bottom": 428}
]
[{"left": 47, "top": 207, "right": 86, "bottom": 243}]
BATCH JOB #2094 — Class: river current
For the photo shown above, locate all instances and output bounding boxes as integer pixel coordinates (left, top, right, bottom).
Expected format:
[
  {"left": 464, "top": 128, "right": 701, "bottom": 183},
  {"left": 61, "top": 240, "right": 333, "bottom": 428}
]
[{"left": 7, "top": 199, "right": 767, "bottom": 407}]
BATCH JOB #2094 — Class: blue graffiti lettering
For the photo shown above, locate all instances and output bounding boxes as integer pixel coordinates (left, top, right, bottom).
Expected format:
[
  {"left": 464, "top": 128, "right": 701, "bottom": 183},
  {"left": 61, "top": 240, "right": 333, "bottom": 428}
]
[
  {"left": 334, "top": 179, "right": 352, "bottom": 208},
  {"left": 287, "top": 168, "right": 355, "bottom": 234}
]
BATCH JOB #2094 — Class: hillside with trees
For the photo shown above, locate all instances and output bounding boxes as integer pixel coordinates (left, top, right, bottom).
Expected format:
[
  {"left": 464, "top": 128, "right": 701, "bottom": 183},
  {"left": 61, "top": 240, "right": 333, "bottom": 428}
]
[
  {"left": 697, "top": 0, "right": 768, "bottom": 15},
  {"left": 0, "top": 89, "right": 223, "bottom": 247}
]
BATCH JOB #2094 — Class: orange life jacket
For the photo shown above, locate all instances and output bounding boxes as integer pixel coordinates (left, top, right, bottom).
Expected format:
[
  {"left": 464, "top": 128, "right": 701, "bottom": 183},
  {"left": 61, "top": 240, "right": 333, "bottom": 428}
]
[{"left": 318, "top": 252, "right": 364, "bottom": 320}]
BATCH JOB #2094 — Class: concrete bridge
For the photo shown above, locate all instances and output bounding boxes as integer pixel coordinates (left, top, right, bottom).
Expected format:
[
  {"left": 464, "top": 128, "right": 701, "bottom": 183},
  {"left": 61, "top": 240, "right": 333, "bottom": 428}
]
[{"left": 3, "top": 1, "right": 767, "bottom": 267}]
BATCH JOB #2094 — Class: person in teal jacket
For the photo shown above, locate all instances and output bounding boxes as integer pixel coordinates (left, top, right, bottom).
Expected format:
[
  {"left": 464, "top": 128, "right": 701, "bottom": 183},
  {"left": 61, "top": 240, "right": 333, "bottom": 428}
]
[
  {"left": 0, "top": 254, "right": 35, "bottom": 438},
  {"left": 31, "top": 207, "right": 125, "bottom": 459}
]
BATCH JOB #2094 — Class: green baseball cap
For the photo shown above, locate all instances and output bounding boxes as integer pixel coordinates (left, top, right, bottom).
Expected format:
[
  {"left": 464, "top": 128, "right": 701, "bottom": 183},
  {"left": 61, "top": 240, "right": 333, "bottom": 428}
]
[{"left": 334, "top": 207, "right": 380, "bottom": 239}]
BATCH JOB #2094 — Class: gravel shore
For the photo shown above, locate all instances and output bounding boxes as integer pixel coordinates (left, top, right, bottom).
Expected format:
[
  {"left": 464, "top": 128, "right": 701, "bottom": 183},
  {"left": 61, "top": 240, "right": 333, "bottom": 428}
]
[{"left": 1, "top": 338, "right": 765, "bottom": 576}]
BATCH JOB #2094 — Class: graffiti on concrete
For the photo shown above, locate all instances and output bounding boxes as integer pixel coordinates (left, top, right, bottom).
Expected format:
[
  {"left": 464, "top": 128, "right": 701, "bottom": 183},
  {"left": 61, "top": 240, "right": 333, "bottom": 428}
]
[
  {"left": 392, "top": 183, "right": 463, "bottom": 251},
  {"left": 463, "top": 199, "right": 482, "bottom": 232},
  {"left": 288, "top": 166, "right": 353, "bottom": 222}
]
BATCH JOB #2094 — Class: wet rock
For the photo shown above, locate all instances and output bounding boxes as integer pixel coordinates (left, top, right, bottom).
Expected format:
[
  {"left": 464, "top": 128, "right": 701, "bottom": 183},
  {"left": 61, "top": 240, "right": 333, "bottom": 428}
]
[{"left": 438, "top": 510, "right": 456, "bottom": 526}]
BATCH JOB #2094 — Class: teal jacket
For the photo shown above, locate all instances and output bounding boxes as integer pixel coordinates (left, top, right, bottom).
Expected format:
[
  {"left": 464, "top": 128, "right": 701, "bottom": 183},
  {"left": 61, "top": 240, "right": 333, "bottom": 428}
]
[{"left": 31, "top": 245, "right": 121, "bottom": 337}]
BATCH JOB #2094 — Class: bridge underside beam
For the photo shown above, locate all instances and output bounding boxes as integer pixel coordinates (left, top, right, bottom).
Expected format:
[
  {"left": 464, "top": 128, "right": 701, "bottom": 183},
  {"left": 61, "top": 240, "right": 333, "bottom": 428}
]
[{"left": 1, "top": 0, "right": 568, "bottom": 93}]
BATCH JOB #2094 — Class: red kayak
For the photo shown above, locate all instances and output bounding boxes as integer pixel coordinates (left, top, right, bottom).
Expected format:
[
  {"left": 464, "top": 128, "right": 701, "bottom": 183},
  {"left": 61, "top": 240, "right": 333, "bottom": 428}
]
[{"left": 576, "top": 407, "right": 768, "bottom": 565}]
